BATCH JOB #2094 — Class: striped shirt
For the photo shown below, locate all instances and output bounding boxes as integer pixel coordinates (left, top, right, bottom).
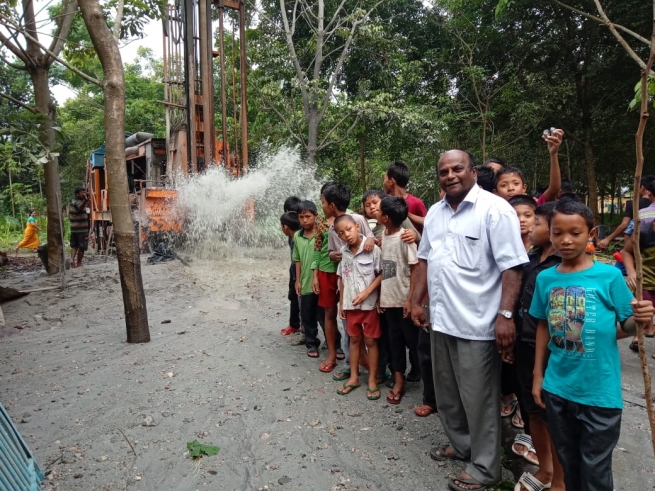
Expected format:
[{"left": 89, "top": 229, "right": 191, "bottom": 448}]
[{"left": 69, "top": 198, "right": 89, "bottom": 233}]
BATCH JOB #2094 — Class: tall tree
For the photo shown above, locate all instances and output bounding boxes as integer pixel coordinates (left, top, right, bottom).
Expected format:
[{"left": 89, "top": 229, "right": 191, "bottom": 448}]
[
  {"left": 0, "top": 0, "right": 79, "bottom": 273},
  {"left": 254, "top": 0, "right": 385, "bottom": 164},
  {"left": 78, "top": 0, "right": 150, "bottom": 343}
]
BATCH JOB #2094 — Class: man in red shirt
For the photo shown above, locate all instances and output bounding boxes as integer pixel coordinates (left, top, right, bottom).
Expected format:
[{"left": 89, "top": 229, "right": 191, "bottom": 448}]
[{"left": 383, "top": 161, "right": 427, "bottom": 234}]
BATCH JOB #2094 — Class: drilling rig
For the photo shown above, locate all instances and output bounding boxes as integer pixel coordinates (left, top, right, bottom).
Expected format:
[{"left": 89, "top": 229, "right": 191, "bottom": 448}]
[{"left": 87, "top": 0, "right": 248, "bottom": 251}]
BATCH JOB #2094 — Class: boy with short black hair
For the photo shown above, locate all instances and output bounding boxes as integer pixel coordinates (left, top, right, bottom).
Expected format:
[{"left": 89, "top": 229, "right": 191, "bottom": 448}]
[
  {"left": 382, "top": 160, "right": 427, "bottom": 233},
  {"left": 335, "top": 214, "right": 382, "bottom": 400},
  {"left": 509, "top": 195, "right": 537, "bottom": 251},
  {"left": 483, "top": 157, "right": 505, "bottom": 173},
  {"left": 512, "top": 201, "right": 563, "bottom": 491},
  {"left": 280, "top": 211, "right": 302, "bottom": 336},
  {"left": 376, "top": 196, "right": 419, "bottom": 405},
  {"left": 476, "top": 165, "right": 496, "bottom": 192},
  {"left": 312, "top": 200, "right": 343, "bottom": 373},
  {"left": 322, "top": 184, "right": 376, "bottom": 382},
  {"left": 530, "top": 200, "right": 654, "bottom": 491},
  {"left": 362, "top": 189, "right": 420, "bottom": 242},
  {"left": 292, "top": 200, "right": 322, "bottom": 358},
  {"left": 281, "top": 197, "right": 302, "bottom": 337},
  {"left": 495, "top": 130, "right": 563, "bottom": 203}
]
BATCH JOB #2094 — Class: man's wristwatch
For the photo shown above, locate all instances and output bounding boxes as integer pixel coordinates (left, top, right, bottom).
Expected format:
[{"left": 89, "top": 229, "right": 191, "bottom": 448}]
[{"left": 497, "top": 309, "right": 513, "bottom": 319}]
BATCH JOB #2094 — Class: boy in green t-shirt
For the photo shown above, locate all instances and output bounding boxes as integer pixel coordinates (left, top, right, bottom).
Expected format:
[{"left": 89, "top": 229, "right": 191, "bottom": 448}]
[
  {"left": 530, "top": 200, "right": 654, "bottom": 491},
  {"left": 292, "top": 200, "right": 321, "bottom": 358}
]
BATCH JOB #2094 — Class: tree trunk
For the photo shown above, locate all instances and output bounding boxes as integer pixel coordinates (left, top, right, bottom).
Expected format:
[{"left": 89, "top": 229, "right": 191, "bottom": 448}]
[
  {"left": 79, "top": 0, "right": 150, "bottom": 343},
  {"left": 307, "top": 109, "right": 319, "bottom": 165},
  {"left": 24, "top": 16, "right": 65, "bottom": 274}
]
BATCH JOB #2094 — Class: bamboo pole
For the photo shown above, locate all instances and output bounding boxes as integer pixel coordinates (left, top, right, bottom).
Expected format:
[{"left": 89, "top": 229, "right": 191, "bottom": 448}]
[{"left": 630, "top": 8, "right": 655, "bottom": 457}]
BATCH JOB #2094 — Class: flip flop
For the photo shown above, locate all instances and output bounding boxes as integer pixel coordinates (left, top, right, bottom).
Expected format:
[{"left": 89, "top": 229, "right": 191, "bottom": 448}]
[
  {"left": 336, "top": 382, "right": 360, "bottom": 395},
  {"left": 513, "top": 472, "right": 552, "bottom": 491},
  {"left": 366, "top": 387, "right": 381, "bottom": 400},
  {"left": 386, "top": 389, "right": 405, "bottom": 405},
  {"left": 319, "top": 361, "right": 337, "bottom": 373},
  {"left": 430, "top": 445, "right": 467, "bottom": 462},
  {"left": 307, "top": 350, "right": 319, "bottom": 358},
  {"left": 336, "top": 349, "right": 345, "bottom": 360},
  {"left": 280, "top": 325, "right": 301, "bottom": 336},
  {"left": 512, "top": 407, "right": 525, "bottom": 429},
  {"left": 332, "top": 369, "right": 350, "bottom": 382},
  {"left": 414, "top": 404, "right": 436, "bottom": 417},
  {"left": 448, "top": 475, "right": 490, "bottom": 491},
  {"left": 511, "top": 434, "right": 539, "bottom": 466},
  {"left": 629, "top": 340, "right": 639, "bottom": 352},
  {"left": 501, "top": 398, "right": 518, "bottom": 417}
]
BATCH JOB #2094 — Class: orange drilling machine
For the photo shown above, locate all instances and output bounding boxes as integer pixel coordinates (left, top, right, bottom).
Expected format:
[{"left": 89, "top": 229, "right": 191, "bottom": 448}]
[{"left": 87, "top": 0, "right": 248, "bottom": 252}]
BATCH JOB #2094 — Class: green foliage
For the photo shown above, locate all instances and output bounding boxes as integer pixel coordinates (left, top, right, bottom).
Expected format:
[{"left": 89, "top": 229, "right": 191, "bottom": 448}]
[
  {"left": 186, "top": 440, "right": 220, "bottom": 459},
  {"left": 629, "top": 75, "right": 655, "bottom": 110}
]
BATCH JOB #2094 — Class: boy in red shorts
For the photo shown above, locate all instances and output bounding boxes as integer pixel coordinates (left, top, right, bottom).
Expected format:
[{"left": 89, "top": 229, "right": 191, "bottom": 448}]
[
  {"left": 335, "top": 214, "right": 382, "bottom": 400},
  {"left": 312, "top": 208, "right": 343, "bottom": 373}
]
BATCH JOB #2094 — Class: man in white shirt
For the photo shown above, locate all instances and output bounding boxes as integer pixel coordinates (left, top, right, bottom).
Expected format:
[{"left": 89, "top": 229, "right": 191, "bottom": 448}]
[{"left": 411, "top": 150, "right": 528, "bottom": 491}]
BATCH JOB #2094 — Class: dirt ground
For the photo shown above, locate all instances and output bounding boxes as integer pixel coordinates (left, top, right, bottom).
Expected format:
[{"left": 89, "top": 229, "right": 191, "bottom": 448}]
[{"left": 0, "top": 248, "right": 654, "bottom": 490}]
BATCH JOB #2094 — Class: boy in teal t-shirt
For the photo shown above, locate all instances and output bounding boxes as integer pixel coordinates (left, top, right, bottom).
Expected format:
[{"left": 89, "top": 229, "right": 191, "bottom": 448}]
[{"left": 529, "top": 200, "right": 654, "bottom": 491}]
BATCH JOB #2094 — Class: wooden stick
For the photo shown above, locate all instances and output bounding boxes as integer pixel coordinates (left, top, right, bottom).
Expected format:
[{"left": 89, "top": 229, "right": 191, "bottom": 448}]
[
  {"left": 19, "top": 282, "right": 80, "bottom": 293},
  {"left": 117, "top": 428, "right": 137, "bottom": 456},
  {"left": 630, "top": 4, "right": 655, "bottom": 458}
]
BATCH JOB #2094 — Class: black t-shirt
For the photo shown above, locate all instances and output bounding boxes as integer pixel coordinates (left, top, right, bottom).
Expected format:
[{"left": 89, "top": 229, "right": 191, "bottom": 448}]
[
  {"left": 516, "top": 249, "right": 561, "bottom": 343},
  {"left": 624, "top": 197, "right": 651, "bottom": 219}
]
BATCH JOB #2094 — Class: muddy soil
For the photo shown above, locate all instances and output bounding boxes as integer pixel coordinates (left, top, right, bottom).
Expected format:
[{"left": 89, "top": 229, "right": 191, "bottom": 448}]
[{"left": 0, "top": 249, "right": 653, "bottom": 490}]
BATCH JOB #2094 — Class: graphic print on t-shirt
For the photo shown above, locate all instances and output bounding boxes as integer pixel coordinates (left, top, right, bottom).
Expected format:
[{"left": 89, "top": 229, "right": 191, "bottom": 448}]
[
  {"left": 381, "top": 259, "right": 397, "bottom": 280},
  {"left": 548, "top": 286, "right": 588, "bottom": 354}
]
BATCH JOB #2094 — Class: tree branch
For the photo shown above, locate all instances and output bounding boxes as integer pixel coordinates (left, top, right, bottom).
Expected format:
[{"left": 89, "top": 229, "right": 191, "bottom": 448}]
[
  {"left": 551, "top": 0, "right": 651, "bottom": 47},
  {"left": 319, "top": 0, "right": 385, "bottom": 122},
  {"left": 318, "top": 110, "right": 356, "bottom": 149},
  {"left": 0, "top": 92, "right": 38, "bottom": 113},
  {"left": 318, "top": 113, "right": 360, "bottom": 150},
  {"left": 0, "top": 12, "right": 101, "bottom": 85},
  {"left": 279, "top": 0, "right": 310, "bottom": 117},
  {"left": 0, "top": 51, "right": 27, "bottom": 70},
  {"left": 47, "top": 0, "right": 79, "bottom": 64},
  {"left": 113, "top": 0, "right": 124, "bottom": 41},
  {"left": 0, "top": 30, "right": 30, "bottom": 63},
  {"left": 591, "top": 0, "right": 650, "bottom": 71}
]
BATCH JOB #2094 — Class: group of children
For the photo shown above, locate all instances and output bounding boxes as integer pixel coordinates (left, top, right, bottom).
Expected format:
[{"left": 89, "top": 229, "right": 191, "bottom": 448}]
[
  {"left": 278, "top": 134, "right": 655, "bottom": 491},
  {"left": 280, "top": 162, "right": 427, "bottom": 405}
]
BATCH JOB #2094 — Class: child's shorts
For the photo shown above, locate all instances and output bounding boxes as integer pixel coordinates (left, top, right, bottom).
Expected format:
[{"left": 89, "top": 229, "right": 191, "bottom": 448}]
[
  {"left": 516, "top": 339, "right": 549, "bottom": 418},
  {"left": 317, "top": 271, "right": 339, "bottom": 308},
  {"left": 345, "top": 309, "right": 381, "bottom": 339}
]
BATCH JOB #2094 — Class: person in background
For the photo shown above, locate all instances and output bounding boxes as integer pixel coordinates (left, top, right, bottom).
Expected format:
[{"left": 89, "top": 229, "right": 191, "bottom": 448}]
[
  {"left": 476, "top": 165, "right": 496, "bottom": 192},
  {"left": 483, "top": 157, "right": 505, "bottom": 173},
  {"left": 619, "top": 177, "right": 655, "bottom": 352},
  {"left": 597, "top": 175, "right": 654, "bottom": 250},
  {"left": 69, "top": 188, "right": 90, "bottom": 268},
  {"left": 382, "top": 160, "right": 428, "bottom": 233},
  {"left": 14, "top": 210, "right": 40, "bottom": 254}
]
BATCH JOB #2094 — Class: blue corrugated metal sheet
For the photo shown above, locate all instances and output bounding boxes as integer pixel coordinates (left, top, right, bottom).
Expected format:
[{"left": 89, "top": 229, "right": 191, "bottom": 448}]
[{"left": 0, "top": 402, "right": 44, "bottom": 491}]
